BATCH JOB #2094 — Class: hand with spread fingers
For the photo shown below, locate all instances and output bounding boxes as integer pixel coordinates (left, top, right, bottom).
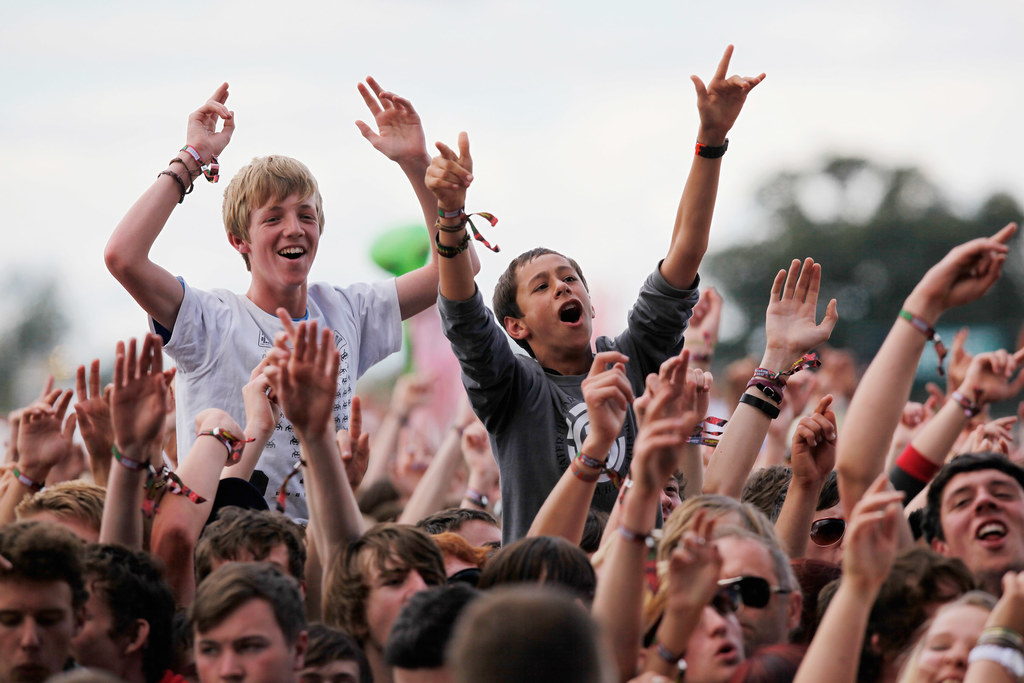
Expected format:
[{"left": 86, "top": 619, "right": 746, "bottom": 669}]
[
  {"left": 73, "top": 359, "right": 115, "bottom": 485},
  {"left": 763, "top": 258, "right": 839, "bottom": 371},
  {"left": 110, "top": 334, "right": 173, "bottom": 468},
  {"left": 264, "top": 316, "right": 339, "bottom": 440},
  {"left": 355, "top": 76, "right": 430, "bottom": 168},
  {"left": 17, "top": 389, "right": 77, "bottom": 485}
]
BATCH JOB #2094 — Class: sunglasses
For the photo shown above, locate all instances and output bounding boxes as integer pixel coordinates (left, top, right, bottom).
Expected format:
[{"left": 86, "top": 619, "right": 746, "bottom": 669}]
[
  {"left": 717, "top": 576, "right": 791, "bottom": 609},
  {"left": 810, "top": 517, "right": 846, "bottom": 547}
]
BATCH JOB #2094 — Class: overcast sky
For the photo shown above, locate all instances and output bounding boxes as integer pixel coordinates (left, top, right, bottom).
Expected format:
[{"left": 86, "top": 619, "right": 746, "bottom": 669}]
[{"left": 3, "top": 0, "right": 1023, "bottom": 389}]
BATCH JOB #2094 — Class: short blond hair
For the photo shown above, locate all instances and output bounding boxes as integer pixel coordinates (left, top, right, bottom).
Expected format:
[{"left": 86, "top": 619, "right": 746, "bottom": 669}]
[
  {"left": 222, "top": 156, "right": 325, "bottom": 270},
  {"left": 16, "top": 480, "right": 105, "bottom": 536}
]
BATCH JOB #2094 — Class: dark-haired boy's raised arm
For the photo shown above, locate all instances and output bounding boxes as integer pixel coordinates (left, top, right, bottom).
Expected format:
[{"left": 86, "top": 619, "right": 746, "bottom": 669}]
[
  {"left": 660, "top": 46, "right": 764, "bottom": 290},
  {"left": 427, "top": 131, "right": 477, "bottom": 302},
  {"left": 105, "top": 84, "right": 235, "bottom": 333}
]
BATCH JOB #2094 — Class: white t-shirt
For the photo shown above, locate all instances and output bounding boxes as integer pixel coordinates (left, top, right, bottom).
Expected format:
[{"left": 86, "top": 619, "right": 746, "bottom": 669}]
[{"left": 157, "top": 278, "right": 402, "bottom": 518}]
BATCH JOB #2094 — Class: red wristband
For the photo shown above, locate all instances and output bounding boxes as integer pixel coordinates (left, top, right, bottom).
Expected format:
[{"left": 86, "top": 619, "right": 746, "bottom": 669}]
[{"left": 896, "top": 444, "right": 942, "bottom": 483}]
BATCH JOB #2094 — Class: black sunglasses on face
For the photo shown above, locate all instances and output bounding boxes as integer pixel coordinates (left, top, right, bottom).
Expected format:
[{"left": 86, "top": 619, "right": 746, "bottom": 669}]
[
  {"left": 710, "top": 585, "right": 741, "bottom": 616},
  {"left": 717, "top": 575, "right": 791, "bottom": 609},
  {"left": 809, "top": 517, "right": 846, "bottom": 547}
]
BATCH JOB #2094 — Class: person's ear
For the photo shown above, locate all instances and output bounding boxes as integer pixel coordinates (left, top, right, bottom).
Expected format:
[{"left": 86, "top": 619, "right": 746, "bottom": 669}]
[
  {"left": 504, "top": 316, "right": 530, "bottom": 341},
  {"left": 228, "top": 233, "right": 252, "bottom": 255},
  {"left": 292, "top": 629, "right": 309, "bottom": 670},
  {"left": 786, "top": 590, "right": 803, "bottom": 632},
  {"left": 931, "top": 537, "right": 949, "bottom": 555},
  {"left": 124, "top": 619, "right": 151, "bottom": 656}
]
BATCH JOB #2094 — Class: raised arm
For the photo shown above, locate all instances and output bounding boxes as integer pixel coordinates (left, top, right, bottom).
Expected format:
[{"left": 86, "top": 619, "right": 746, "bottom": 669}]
[
  {"left": 775, "top": 395, "right": 837, "bottom": 559},
  {"left": 837, "top": 223, "right": 1016, "bottom": 514},
  {"left": 73, "top": 360, "right": 114, "bottom": 487},
  {"left": 355, "top": 77, "right": 479, "bottom": 318},
  {"left": 890, "top": 348, "right": 1024, "bottom": 500},
  {"left": 265, "top": 314, "right": 365, "bottom": 562},
  {"left": 0, "top": 389, "right": 76, "bottom": 525},
  {"left": 151, "top": 407, "right": 241, "bottom": 606},
  {"left": 427, "top": 132, "right": 478, "bottom": 302},
  {"left": 795, "top": 475, "right": 903, "bottom": 683},
  {"left": 105, "top": 84, "right": 235, "bottom": 331},
  {"left": 102, "top": 335, "right": 173, "bottom": 549},
  {"left": 227, "top": 356, "right": 281, "bottom": 482},
  {"left": 704, "top": 258, "right": 838, "bottom": 497},
  {"left": 661, "top": 46, "right": 765, "bottom": 290},
  {"left": 595, "top": 352, "right": 702, "bottom": 681}
]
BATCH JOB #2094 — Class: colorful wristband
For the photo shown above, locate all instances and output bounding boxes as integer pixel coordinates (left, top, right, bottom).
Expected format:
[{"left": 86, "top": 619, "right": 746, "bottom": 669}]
[
  {"left": 438, "top": 207, "right": 465, "bottom": 219},
  {"left": 180, "top": 144, "right": 203, "bottom": 164},
  {"left": 12, "top": 467, "right": 43, "bottom": 492},
  {"left": 951, "top": 390, "right": 982, "bottom": 418},
  {"left": 112, "top": 444, "right": 148, "bottom": 471},
  {"left": 899, "top": 309, "right": 948, "bottom": 376},
  {"left": 198, "top": 428, "right": 253, "bottom": 465}
]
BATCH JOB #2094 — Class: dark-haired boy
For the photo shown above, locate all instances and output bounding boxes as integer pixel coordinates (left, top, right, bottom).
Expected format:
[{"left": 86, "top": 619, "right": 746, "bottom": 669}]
[
  {"left": 427, "top": 47, "right": 764, "bottom": 542},
  {"left": 922, "top": 452, "right": 1024, "bottom": 595}
]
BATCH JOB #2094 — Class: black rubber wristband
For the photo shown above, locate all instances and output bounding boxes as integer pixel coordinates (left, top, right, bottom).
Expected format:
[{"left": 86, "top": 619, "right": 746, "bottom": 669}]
[{"left": 738, "top": 392, "right": 780, "bottom": 419}]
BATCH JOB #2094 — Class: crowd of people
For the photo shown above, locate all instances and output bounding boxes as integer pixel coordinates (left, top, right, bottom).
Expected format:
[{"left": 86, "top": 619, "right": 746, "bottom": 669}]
[{"left": 3, "top": 44, "right": 1024, "bottom": 683}]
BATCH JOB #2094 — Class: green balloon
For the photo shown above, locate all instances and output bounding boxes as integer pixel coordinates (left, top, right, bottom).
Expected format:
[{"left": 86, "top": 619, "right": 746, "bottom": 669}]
[{"left": 371, "top": 224, "right": 429, "bottom": 276}]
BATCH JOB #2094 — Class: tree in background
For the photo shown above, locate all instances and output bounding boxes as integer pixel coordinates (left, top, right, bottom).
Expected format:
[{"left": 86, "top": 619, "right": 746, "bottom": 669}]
[
  {"left": 0, "top": 274, "right": 65, "bottom": 410},
  {"left": 709, "top": 156, "right": 1023, "bottom": 373}
]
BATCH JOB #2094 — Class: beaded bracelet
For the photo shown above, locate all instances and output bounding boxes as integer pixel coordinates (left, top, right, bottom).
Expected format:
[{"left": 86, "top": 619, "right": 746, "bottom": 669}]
[
  {"left": 158, "top": 170, "right": 189, "bottom": 204},
  {"left": 435, "top": 230, "right": 471, "bottom": 258}
]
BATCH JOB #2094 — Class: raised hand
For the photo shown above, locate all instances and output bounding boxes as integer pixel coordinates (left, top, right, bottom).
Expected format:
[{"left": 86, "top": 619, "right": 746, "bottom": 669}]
[
  {"left": 389, "top": 373, "right": 433, "bottom": 421},
  {"left": 17, "top": 389, "right": 76, "bottom": 484},
  {"left": 242, "top": 356, "right": 281, "bottom": 443},
  {"left": 110, "top": 335, "right": 172, "bottom": 466},
  {"left": 904, "top": 223, "right": 1016, "bottom": 322},
  {"left": 355, "top": 77, "right": 429, "bottom": 167},
  {"left": 74, "top": 359, "right": 115, "bottom": 485},
  {"left": 790, "top": 394, "right": 838, "bottom": 487},
  {"left": 185, "top": 83, "right": 235, "bottom": 164},
  {"left": 763, "top": 258, "right": 839, "bottom": 369},
  {"left": 264, "top": 317, "right": 339, "bottom": 439},
  {"left": 581, "top": 351, "right": 634, "bottom": 450},
  {"left": 842, "top": 475, "right": 904, "bottom": 590},
  {"left": 692, "top": 45, "right": 766, "bottom": 145},
  {"left": 336, "top": 396, "right": 370, "bottom": 490},
  {"left": 959, "top": 348, "right": 1024, "bottom": 406},
  {"left": 959, "top": 416, "right": 1018, "bottom": 456},
  {"left": 426, "top": 132, "right": 473, "bottom": 212},
  {"left": 665, "top": 513, "right": 723, "bottom": 613}
]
